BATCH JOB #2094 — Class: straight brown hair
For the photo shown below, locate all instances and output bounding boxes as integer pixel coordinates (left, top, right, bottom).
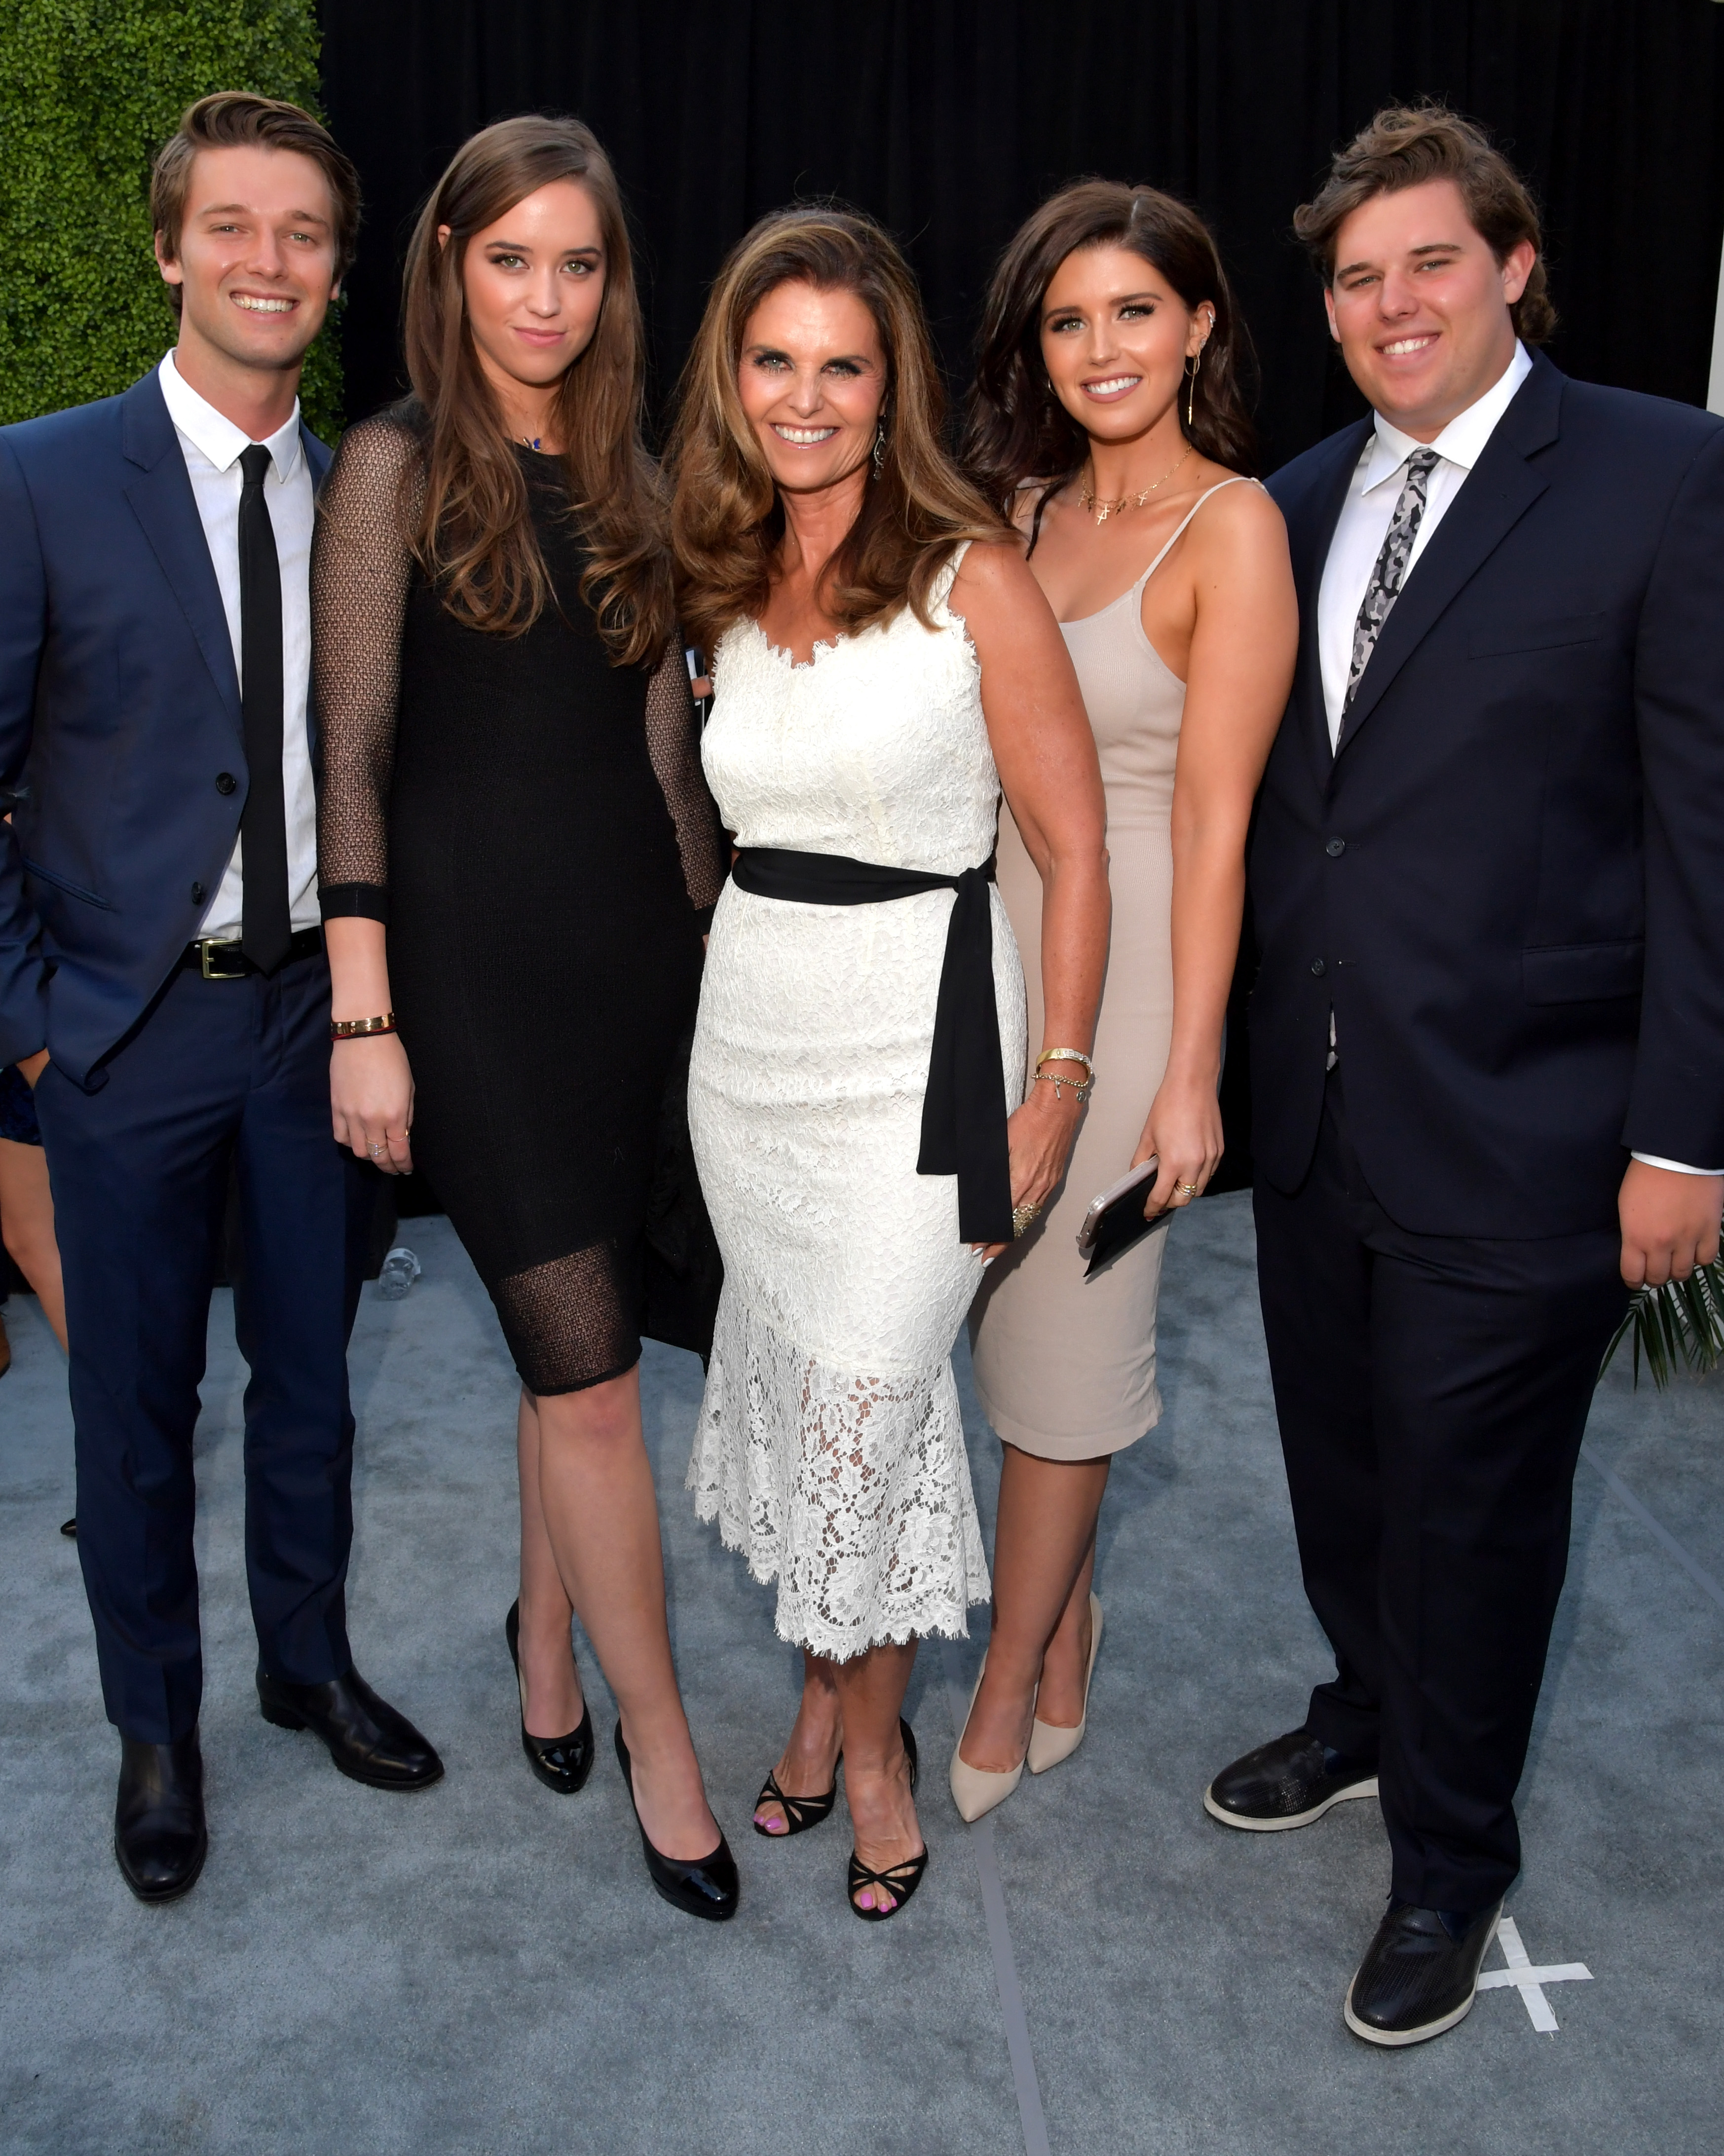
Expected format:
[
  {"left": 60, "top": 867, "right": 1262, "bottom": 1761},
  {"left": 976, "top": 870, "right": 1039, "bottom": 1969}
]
[
  {"left": 667, "top": 205, "right": 1010, "bottom": 662},
  {"left": 151, "top": 92, "right": 362, "bottom": 317},
  {"left": 1294, "top": 104, "right": 1556, "bottom": 344},
  {"left": 400, "top": 113, "right": 673, "bottom": 660},
  {"left": 964, "top": 180, "right": 1258, "bottom": 516}
]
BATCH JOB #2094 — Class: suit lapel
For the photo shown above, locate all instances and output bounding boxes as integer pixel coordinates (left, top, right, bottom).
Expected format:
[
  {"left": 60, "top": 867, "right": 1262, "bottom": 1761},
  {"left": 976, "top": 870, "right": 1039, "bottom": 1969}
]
[
  {"left": 301, "top": 423, "right": 331, "bottom": 487},
  {"left": 119, "top": 372, "right": 241, "bottom": 721},
  {"left": 1336, "top": 356, "right": 1564, "bottom": 756},
  {"left": 1286, "top": 421, "right": 1369, "bottom": 794}
]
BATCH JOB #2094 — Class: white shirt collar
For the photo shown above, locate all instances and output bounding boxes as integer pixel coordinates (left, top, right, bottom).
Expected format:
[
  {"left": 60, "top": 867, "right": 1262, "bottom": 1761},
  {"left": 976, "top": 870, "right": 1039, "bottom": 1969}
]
[
  {"left": 1360, "top": 341, "right": 1534, "bottom": 493},
  {"left": 158, "top": 349, "right": 302, "bottom": 482}
]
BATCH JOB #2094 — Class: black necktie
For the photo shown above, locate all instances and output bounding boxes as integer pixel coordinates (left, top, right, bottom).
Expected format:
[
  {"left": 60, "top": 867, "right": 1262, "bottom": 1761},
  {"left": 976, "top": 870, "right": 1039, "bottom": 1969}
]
[{"left": 238, "top": 443, "right": 291, "bottom": 972}]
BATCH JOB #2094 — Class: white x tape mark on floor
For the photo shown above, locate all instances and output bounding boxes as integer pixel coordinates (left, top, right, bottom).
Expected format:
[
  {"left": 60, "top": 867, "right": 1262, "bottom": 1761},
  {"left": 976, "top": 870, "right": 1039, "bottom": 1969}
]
[{"left": 1476, "top": 1915, "right": 1593, "bottom": 2032}]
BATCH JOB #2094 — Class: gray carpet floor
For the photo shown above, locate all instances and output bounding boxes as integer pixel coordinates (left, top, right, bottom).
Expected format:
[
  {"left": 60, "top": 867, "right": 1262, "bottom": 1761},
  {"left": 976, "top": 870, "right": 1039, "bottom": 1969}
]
[{"left": 1, "top": 1191, "right": 1719, "bottom": 2155}]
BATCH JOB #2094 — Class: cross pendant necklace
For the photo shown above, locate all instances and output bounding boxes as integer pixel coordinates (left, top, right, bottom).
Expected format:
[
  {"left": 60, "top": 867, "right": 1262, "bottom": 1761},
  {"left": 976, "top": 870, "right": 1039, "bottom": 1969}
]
[{"left": 1080, "top": 444, "right": 1194, "bottom": 524}]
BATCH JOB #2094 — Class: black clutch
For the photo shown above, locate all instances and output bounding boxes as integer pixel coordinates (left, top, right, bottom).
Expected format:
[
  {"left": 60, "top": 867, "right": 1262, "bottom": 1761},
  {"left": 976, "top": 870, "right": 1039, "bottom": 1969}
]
[{"left": 1075, "top": 1157, "right": 1174, "bottom": 1279}]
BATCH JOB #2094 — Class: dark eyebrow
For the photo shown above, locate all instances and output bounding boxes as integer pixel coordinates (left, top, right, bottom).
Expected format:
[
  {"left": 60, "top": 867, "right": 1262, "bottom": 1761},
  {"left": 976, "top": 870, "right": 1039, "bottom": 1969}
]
[
  {"left": 199, "top": 201, "right": 330, "bottom": 229},
  {"left": 482, "top": 239, "right": 602, "bottom": 257},
  {"left": 1336, "top": 240, "right": 1464, "bottom": 280},
  {"left": 1043, "top": 287, "right": 1164, "bottom": 322},
  {"left": 743, "top": 343, "right": 873, "bottom": 367}
]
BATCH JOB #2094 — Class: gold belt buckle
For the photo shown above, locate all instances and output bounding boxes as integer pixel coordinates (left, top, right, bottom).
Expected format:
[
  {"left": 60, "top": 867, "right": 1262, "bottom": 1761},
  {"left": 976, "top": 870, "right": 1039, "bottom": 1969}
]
[{"left": 198, "top": 938, "right": 249, "bottom": 981}]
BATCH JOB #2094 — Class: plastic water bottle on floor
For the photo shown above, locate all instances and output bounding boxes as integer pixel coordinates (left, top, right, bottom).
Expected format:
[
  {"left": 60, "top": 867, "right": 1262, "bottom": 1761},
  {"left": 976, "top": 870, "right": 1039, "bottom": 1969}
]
[{"left": 377, "top": 1246, "right": 422, "bottom": 1300}]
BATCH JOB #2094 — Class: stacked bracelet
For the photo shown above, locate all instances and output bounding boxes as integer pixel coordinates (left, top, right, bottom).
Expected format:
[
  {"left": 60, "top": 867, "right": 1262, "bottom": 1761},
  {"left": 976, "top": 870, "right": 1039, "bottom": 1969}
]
[
  {"left": 330, "top": 1013, "right": 398, "bottom": 1040},
  {"left": 1034, "top": 1047, "right": 1095, "bottom": 1102}
]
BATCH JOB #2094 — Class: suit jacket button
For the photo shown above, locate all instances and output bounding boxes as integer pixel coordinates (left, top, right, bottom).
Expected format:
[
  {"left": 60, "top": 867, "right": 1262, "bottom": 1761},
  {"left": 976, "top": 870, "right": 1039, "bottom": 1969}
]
[
  {"left": 1325, "top": 837, "right": 1346, "bottom": 856},
  {"left": 215, "top": 772, "right": 237, "bottom": 795},
  {"left": 1310, "top": 958, "right": 1327, "bottom": 976},
  {"left": 191, "top": 881, "right": 206, "bottom": 904}
]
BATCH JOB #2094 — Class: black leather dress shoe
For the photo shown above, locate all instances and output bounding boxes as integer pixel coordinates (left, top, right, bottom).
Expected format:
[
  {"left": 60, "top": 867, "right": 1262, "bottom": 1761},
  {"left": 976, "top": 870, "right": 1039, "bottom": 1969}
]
[
  {"left": 1345, "top": 1897, "right": 1503, "bottom": 2045},
  {"left": 257, "top": 1667, "right": 443, "bottom": 1790},
  {"left": 614, "top": 1722, "right": 738, "bottom": 1922},
  {"left": 1203, "top": 1726, "right": 1378, "bottom": 1830},
  {"left": 115, "top": 1731, "right": 207, "bottom": 1903}
]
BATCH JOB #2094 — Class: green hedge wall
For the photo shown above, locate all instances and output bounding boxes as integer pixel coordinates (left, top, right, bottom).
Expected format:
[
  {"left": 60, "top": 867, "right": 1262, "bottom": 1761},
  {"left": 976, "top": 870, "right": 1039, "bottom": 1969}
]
[{"left": 0, "top": 0, "right": 341, "bottom": 438}]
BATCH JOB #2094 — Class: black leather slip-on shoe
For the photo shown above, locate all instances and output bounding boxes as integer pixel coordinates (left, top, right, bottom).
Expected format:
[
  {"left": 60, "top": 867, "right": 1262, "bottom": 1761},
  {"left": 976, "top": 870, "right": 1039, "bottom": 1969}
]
[
  {"left": 1344, "top": 1898, "right": 1504, "bottom": 2047},
  {"left": 1203, "top": 1726, "right": 1378, "bottom": 1830}
]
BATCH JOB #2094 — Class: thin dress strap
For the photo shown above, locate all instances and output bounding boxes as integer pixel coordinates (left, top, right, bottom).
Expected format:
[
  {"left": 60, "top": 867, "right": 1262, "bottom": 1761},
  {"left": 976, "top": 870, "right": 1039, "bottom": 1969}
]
[{"left": 1132, "top": 475, "right": 1260, "bottom": 594}]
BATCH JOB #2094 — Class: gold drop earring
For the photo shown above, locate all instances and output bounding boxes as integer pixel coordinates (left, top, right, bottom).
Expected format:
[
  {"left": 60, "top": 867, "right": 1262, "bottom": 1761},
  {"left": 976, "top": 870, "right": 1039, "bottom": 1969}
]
[{"left": 1186, "top": 344, "right": 1203, "bottom": 430}]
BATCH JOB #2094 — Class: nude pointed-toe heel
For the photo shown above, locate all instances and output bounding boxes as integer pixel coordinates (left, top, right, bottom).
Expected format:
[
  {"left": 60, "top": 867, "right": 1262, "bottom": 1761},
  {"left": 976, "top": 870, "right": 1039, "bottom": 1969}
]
[
  {"left": 948, "top": 1658, "right": 1032, "bottom": 1824},
  {"left": 1026, "top": 1595, "right": 1104, "bottom": 1776}
]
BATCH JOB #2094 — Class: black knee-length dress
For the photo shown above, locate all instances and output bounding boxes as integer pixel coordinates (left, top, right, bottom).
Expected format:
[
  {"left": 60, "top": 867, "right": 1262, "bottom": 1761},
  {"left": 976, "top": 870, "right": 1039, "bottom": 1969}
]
[{"left": 313, "top": 408, "right": 726, "bottom": 1394}]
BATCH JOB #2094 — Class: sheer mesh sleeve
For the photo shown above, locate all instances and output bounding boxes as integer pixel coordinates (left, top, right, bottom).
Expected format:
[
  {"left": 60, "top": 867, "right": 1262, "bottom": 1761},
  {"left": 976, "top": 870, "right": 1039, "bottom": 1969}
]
[
  {"left": 643, "top": 634, "right": 728, "bottom": 928},
  {"left": 313, "top": 411, "right": 425, "bottom": 923}
]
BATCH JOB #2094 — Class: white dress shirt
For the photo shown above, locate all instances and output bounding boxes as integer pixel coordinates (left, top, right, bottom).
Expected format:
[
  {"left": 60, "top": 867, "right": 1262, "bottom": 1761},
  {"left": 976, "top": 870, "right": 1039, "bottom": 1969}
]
[
  {"left": 1317, "top": 342, "right": 1534, "bottom": 749},
  {"left": 1313, "top": 342, "right": 1720, "bottom": 1177},
  {"left": 158, "top": 350, "right": 319, "bottom": 940}
]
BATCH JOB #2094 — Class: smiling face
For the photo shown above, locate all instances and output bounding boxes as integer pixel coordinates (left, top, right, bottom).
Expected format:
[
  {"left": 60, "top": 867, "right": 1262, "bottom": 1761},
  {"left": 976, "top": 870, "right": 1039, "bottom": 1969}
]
[
  {"left": 1040, "top": 243, "right": 1211, "bottom": 448},
  {"left": 736, "top": 281, "right": 887, "bottom": 497},
  {"left": 1325, "top": 177, "right": 1534, "bottom": 440},
  {"left": 156, "top": 143, "right": 340, "bottom": 375},
  {"left": 450, "top": 178, "right": 607, "bottom": 407}
]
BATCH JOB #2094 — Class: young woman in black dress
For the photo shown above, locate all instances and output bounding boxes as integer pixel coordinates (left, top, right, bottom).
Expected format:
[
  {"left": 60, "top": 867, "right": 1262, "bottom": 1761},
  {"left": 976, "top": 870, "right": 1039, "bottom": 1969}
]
[{"left": 313, "top": 117, "right": 735, "bottom": 1919}]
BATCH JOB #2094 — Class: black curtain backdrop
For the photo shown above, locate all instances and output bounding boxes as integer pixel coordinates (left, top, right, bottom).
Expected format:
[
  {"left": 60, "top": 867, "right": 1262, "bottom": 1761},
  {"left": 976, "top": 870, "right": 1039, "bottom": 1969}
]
[
  {"left": 321, "top": 0, "right": 1724, "bottom": 457},
  {"left": 318, "top": 0, "right": 1724, "bottom": 1191}
]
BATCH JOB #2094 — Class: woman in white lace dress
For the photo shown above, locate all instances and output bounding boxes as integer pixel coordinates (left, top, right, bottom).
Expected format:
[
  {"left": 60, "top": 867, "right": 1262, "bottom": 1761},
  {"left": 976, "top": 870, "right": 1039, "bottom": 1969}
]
[{"left": 670, "top": 210, "right": 1108, "bottom": 1919}]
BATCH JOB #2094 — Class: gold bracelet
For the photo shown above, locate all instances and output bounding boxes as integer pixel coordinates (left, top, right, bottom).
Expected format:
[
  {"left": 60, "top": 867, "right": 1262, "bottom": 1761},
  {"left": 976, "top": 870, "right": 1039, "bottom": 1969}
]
[
  {"left": 330, "top": 1012, "right": 398, "bottom": 1040},
  {"left": 1035, "top": 1070, "right": 1092, "bottom": 1103},
  {"left": 1035, "top": 1047, "right": 1095, "bottom": 1084}
]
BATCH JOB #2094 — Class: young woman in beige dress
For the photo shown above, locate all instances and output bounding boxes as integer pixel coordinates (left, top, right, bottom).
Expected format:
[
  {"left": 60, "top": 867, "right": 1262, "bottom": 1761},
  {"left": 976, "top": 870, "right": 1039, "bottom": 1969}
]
[{"left": 953, "top": 183, "right": 1298, "bottom": 1818}]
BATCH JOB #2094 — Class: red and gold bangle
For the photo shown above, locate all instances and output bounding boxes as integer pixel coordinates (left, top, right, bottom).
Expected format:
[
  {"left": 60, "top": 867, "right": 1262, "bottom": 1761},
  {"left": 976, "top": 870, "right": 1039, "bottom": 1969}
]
[{"left": 330, "top": 1012, "right": 398, "bottom": 1040}]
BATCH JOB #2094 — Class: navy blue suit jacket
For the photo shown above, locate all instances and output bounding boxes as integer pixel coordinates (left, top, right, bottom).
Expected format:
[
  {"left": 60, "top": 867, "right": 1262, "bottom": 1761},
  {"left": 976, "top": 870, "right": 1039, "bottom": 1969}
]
[
  {"left": 0, "top": 368, "right": 330, "bottom": 1087},
  {"left": 1250, "top": 352, "right": 1724, "bottom": 1237}
]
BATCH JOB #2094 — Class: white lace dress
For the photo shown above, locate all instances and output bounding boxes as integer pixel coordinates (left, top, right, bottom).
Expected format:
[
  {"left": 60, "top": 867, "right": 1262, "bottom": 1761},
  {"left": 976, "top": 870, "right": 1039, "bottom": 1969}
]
[{"left": 686, "top": 545, "right": 1027, "bottom": 1660}]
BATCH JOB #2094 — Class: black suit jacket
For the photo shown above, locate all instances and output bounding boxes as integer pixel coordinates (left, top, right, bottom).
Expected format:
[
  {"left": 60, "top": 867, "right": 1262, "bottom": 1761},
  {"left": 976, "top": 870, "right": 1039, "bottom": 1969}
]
[{"left": 1250, "top": 353, "right": 1724, "bottom": 1237}]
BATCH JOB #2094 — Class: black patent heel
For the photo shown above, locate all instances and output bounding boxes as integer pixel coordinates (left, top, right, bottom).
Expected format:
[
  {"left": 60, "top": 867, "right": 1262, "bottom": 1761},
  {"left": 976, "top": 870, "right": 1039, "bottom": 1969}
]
[
  {"left": 848, "top": 1719, "right": 927, "bottom": 1921},
  {"left": 753, "top": 1754, "right": 841, "bottom": 1837},
  {"left": 614, "top": 1722, "right": 739, "bottom": 1922},
  {"left": 504, "top": 1600, "right": 594, "bottom": 1795}
]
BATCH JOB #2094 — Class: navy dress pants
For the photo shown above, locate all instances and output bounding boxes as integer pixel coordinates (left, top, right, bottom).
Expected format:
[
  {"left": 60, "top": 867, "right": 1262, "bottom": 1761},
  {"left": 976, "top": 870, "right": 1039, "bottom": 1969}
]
[
  {"left": 36, "top": 949, "right": 370, "bottom": 1744},
  {"left": 1252, "top": 1068, "right": 1628, "bottom": 1913}
]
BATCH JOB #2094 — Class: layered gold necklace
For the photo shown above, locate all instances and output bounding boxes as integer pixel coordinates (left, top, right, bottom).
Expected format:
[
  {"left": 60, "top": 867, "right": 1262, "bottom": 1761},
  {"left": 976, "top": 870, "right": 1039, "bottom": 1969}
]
[{"left": 1079, "top": 444, "right": 1194, "bottom": 524}]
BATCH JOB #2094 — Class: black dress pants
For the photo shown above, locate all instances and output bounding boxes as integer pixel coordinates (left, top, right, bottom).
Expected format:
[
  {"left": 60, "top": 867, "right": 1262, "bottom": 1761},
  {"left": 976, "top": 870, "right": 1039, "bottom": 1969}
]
[{"left": 1252, "top": 1069, "right": 1627, "bottom": 1912}]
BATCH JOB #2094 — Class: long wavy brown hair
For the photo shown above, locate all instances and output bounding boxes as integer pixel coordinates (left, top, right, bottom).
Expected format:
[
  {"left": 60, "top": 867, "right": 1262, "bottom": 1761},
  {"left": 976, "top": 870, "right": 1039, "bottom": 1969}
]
[
  {"left": 400, "top": 113, "right": 672, "bottom": 662},
  {"left": 964, "top": 181, "right": 1259, "bottom": 518},
  {"left": 667, "top": 206, "right": 1010, "bottom": 661}
]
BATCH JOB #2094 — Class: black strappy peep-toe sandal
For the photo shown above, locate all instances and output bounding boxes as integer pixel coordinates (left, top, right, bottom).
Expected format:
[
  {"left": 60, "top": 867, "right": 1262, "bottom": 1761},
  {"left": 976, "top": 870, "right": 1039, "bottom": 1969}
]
[
  {"left": 753, "top": 1757, "right": 841, "bottom": 1837},
  {"left": 847, "top": 1718, "right": 927, "bottom": 1921}
]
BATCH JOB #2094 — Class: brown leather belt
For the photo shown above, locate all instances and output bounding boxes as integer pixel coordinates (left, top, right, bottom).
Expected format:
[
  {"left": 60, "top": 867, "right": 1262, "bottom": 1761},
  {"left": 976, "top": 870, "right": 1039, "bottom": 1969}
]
[{"left": 180, "top": 926, "right": 324, "bottom": 979}]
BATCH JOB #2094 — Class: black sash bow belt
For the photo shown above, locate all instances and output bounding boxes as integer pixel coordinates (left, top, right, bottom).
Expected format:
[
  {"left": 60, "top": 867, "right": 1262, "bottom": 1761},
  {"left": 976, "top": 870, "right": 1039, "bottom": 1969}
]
[{"left": 730, "top": 848, "right": 1013, "bottom": 1245}]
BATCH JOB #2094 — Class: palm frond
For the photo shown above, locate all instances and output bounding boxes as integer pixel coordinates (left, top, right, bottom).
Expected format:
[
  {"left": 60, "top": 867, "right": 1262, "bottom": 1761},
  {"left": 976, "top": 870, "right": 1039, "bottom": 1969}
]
[{"left": 1600, "top": 1254, "right": 1724, "bottom": 1390}]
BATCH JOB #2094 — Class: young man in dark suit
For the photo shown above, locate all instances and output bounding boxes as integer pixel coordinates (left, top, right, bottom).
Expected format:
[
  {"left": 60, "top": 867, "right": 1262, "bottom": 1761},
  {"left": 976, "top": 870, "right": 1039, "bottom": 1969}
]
[
  {"left": 1204, "top": 107, "right": 1724, "bottom": 2044},
  {"left": 0, "top": 93, "right": 442, "bottom": 1905}
]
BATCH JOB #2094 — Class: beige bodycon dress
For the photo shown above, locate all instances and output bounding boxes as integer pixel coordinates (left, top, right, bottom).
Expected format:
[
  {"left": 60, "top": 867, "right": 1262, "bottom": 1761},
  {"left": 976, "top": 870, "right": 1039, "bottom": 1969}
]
[{"left": 969, "top": 479, "right": 1254, "bottom": 1459}]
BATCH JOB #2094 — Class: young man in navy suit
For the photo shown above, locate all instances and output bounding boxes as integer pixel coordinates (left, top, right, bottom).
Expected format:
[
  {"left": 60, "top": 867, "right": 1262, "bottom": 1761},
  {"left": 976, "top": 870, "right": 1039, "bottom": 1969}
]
[
  {"left": 0, "top": 93, "right": 442, "bottom": 1905},
  {"left": 1204, "top": 108, "right": 1724, "bottom": 2044}
]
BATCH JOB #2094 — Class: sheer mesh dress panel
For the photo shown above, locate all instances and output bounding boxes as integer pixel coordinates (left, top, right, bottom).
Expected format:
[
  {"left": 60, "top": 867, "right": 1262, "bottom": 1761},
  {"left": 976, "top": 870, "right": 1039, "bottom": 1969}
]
[{"left": 313, "top": 410, "right": 726, "bottom": 1394}]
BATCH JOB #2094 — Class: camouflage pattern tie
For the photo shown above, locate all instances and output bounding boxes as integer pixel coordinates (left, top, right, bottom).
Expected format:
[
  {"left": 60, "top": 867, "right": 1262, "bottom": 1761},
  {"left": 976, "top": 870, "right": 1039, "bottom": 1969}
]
[{"left": 1343, "top": 446, "right": 1440, "bottom": 719}]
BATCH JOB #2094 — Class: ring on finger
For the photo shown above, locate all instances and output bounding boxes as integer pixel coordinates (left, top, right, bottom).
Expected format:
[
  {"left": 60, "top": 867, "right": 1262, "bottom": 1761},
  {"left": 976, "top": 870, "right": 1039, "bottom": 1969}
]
[
  {"left": 1174, "top": 1181, "right": 1199, "bottom": 1198},
  {"left": 1012, "top": 1200, "right": 1042, "bottom": 1238},
  {"left": 368, "top": 1143, "right": 386, "bottom": 1159}
]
